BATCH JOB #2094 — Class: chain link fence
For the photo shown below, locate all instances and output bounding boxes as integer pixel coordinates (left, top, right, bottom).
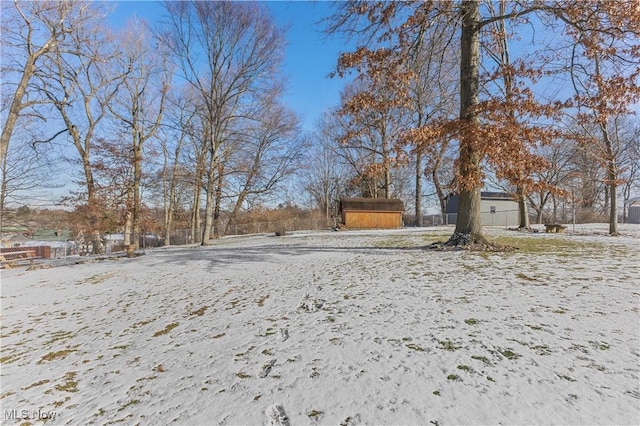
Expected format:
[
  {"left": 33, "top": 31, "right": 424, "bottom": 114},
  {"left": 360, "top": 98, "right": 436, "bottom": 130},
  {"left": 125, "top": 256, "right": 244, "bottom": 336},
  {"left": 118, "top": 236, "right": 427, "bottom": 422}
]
[{"left": 105, "top": 216, "right": 339, "bottom": 250}]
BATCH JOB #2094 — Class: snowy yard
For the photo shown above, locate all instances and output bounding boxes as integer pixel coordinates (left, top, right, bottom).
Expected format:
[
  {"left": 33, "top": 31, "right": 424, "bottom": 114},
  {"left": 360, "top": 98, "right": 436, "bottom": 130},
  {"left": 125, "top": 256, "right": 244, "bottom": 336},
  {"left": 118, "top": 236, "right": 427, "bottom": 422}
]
[{"left": 1, "top": 224, "right": 639, "bottom": 425}]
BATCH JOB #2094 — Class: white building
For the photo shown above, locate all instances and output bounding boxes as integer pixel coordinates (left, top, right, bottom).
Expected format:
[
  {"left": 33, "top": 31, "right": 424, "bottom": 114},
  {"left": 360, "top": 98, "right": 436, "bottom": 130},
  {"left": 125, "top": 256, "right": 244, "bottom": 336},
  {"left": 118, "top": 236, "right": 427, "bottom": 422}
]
[
  {"left": 445, "top": 192, "right": 520, "bottom": 227},
  {"left": 625, "top": 197, "right": 640, "bottom": 224}
]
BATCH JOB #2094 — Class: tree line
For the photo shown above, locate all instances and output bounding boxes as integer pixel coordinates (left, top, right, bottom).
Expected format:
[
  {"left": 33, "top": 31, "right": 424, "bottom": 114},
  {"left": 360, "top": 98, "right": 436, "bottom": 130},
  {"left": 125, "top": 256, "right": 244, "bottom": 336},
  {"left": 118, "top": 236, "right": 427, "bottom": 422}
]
[
  {"left": 2, "top": 1, "right": 305, "bottom": 252},
  {"left": 1, "top": 1, "right": 639, "bottom": 253}
]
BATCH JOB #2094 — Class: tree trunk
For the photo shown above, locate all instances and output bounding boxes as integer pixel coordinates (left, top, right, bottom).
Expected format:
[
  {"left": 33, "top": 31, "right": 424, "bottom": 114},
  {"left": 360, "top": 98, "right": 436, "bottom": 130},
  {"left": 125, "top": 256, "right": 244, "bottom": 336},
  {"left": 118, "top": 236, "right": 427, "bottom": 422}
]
[
  {"left": 432, "top": 169, "right": 447, "bottom": 223},
  {"left": 132, "top": 137, "right": 143, "bottom": 249},
  {"left": 447, "top": 0, "right": 486, "bottom": 246},
  {"left": 601, "top": 125, "right": 618, "bottom": 235},
  {"left": 163, "top": 141, "right": 182, "bottom": 247},
  {"left": 517, "top": 185, "right": 530, "bottom": 228},
  {"left": 123, "top": 201, "right": 134, "bottom": 257},
  {"left": 415, "top": 150, "right": 423, "bottom": 227},
  {"left": 0, "top": 57, "right": 36, "bottom": 174},
  {"left": 214, "top": 162, "right": 224, "bottom": 237},
  {"left": 453, "top": 187, "right": 485, "bottom": 244},
  {"left": 529, "top": 191, "right": 547, "bottom": 224},
  {"left": 190, "top": 186, "right": 201, "bottom": 244},
  {"left": 201, "top": 159, "right": 216, "bottom": 245},
  {"left": 609, "top": 179, "right": 617, "bottom": 235},
  {"left": 190, "top": 164, "right": 203, "bottom": 243},
  {"left": 0, "top": 149, "right": 8, "bottom": 230}
]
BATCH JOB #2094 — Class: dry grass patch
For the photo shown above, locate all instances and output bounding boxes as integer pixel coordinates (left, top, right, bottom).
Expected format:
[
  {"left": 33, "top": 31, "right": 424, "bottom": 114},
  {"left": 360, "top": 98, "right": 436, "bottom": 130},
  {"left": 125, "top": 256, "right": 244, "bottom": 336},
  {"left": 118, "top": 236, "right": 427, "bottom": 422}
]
[
  {"left": 38, "top": 347, "right": 78, "bottom": 363},
  {"left": 189, "top": 306, "right": 208, "bottom": 316},
  {"left": 152, "top": 322, "right": 179, "bottom": 337},
  {"left": 55, "top": 372, "right": 79, "bottom": 392}
]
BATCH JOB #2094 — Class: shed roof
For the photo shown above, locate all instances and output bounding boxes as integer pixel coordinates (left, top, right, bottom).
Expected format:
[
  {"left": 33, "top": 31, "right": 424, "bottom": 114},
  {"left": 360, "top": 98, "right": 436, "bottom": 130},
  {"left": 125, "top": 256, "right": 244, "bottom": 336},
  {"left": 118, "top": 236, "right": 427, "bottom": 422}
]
[
  {"left": 444, "top": 192, "right": 516, "bottom": 201},
  {"left": 624, "top": 196, "right": 640, "bottom": 206},
  {"left": 481, "top": 191, "right": 515, "bottom": 200},
  {"left": 340, "top": 197, "right": 404, "bottom": 212}
]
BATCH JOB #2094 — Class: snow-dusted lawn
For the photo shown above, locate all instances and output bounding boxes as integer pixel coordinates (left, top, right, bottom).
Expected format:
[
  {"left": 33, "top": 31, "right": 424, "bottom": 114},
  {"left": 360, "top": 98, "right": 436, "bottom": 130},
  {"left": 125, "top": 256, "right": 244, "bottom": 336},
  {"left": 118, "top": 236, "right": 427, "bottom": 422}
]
[{"left": 1, "top": 225, "right": 639, "bottom": 425}]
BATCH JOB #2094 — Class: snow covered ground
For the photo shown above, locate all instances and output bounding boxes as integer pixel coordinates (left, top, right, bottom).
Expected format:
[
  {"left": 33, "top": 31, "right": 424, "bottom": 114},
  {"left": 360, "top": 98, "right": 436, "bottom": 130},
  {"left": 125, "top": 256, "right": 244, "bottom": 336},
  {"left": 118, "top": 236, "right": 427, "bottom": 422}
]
[{"left": 1, "top": 224, "right": 639, "bottom": 425}]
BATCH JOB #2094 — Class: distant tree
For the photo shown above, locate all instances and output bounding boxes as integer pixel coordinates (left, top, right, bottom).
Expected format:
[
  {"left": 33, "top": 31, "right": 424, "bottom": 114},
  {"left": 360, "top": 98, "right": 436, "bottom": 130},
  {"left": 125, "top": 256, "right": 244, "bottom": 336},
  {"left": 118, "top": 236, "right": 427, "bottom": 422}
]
[
  {"left": 335, "top": 61, "right": 411, "bottom": 199},
  {"left": 159, "top": 1, "right": 288, "bottom": 245},
  {"left": 303, "top": 113, "right": 353, "bottom": 219},
  {"left": 222, "top": 97, "right": 303, "bottom": 236},
  {"left": 16, "top": 205, "right": 31, "bottom": 216},
  {"left": 527, "top": 139, "right": 575, "bottom": 224},
  {"left": 481, "top": 0, "right": 566, "bottom": 229},
  {"left": 107, "top": 18, "right": 170, "bottom": 253},
  {"left": 158, "top": 86, "right": 199, "bottom": 246},
  {"left": 330, "top": 3, "right": 459, "bottom": 221},
  {"left": 0, "top": 135, "right": 55, "bottom": 225},
  {"left": 554, "top": 2, "right": 640, "bottom": 234},
  {"left": 408, "top": 25, "right": 458, "bottom": 225},
  {"left": 619, "top": 122, "right": 640, "bottom": 220}
]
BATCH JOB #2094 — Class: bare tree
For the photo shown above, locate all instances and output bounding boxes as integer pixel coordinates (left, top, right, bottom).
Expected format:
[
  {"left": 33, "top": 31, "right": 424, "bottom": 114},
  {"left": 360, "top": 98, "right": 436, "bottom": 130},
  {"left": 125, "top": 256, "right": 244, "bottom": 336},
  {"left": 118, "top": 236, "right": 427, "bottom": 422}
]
[
  {"left": 159, "top": 86, "right": 199, "bottom": 245},
  {"left": 619, "top": 121, "right": 640, "bottom": 220},
  {"left": 303, "top": 112, "right": 353, "bottom": 219},
  {"left": 557, "top": 2, "right": 640, "bottom": 234},
  {"left": 0, "top": 1, "right": 83, "bottom": 228},
  {"left": 0, "top": 132, "right": 59, "bottom": 219},
  {"left": 527, "top": 139, "right": 574, "bottom": 224},
  {"left": 222, "top": 96, "right": 303, "bottom": 235},
  {"left": 35, "top": 4, "right": 125, "bottom": 252},
  {"left": 0, "top": 1, "right": 77, "bottom": 172},
  {"left": 159, "top": 1, "right": 288, "bottom": 245},
  {"left": 405, "top": 8, "right": 459, "bottom": 225},
  {"left": 107, "top": 18, "right": 169, "bottom": 254}
]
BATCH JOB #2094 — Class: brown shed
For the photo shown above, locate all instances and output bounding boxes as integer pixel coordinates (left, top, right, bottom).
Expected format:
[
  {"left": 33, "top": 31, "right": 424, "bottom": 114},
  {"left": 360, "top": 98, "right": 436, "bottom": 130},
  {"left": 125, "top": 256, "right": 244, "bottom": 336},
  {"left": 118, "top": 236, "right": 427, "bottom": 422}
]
[{"left": 339, "top": 197, "right": 405, "bottom": 229}]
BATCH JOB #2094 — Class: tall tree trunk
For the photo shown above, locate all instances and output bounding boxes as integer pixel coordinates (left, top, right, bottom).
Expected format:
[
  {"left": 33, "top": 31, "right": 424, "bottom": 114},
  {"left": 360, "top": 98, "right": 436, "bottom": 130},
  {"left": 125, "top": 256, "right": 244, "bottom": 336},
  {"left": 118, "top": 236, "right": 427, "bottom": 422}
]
[
  {"left": 214, "top": 162, "right": 224, "bottom": 237},
  {"left": 601, "top": 124, "right": 618, "bottom": 235},
  {"left": 432, "top": 169, "right": 446, "bottom": 222},
  {"left": 190, "top": 189, "right": 201, "bottom": 244},
  {"left": 0, "top": 147, "right": 9, "bottom": 230},
  {"left": 0, "top": 57, "right": 36, "bottom": 175},
  {"left": 163, "top": 141, "right": 182, "bottom": 246},
  {"left": 201, "top": 154, "right": 217, "bottom": 245},
  {"left": 384, "top": 168, "right": 391, "bottom": 199},
  {"left": 415, "top": 151, "right": 423, "bottom": 226},
  {"left": 517, "top": 185, "right": 530, "bottom": 228},
  {"left": 123, "top": 196, "right": 134, "bottom": 257},
  {"left": 608, "top": 177, "right": 617, "bottom": 235},
  {"left": 190, "top": 161, "right": 204, "bottom": 243},
  {"left": 132, "top": 141, "right": 143, "bottom": 249},
  {"left": 448, "top": 0, "right": 486, "bottom": 245}
]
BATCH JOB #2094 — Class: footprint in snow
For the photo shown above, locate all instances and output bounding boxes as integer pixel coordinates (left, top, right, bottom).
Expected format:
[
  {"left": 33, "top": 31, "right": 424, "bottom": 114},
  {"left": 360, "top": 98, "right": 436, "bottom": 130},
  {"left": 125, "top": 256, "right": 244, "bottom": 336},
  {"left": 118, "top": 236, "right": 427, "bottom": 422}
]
[
  {"left": 298, "top": 299, "right": 324, "bottom": 312},
  {"left": 265, "top": 403, "right": 290, "bottom": 426},
  {"left": 280, "top": 328, "right": 289, "bottom": 342},
  {"left": 258, "top": 359, "right": 277, "bottom": 378}
]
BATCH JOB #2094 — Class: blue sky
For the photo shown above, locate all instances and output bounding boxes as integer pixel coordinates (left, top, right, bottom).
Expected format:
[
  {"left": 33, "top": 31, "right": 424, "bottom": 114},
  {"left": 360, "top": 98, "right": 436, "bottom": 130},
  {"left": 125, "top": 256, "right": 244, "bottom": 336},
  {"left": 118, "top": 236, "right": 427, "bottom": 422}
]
[{"left": 108, "top": 1, "right": 353, "bottom": 133}]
